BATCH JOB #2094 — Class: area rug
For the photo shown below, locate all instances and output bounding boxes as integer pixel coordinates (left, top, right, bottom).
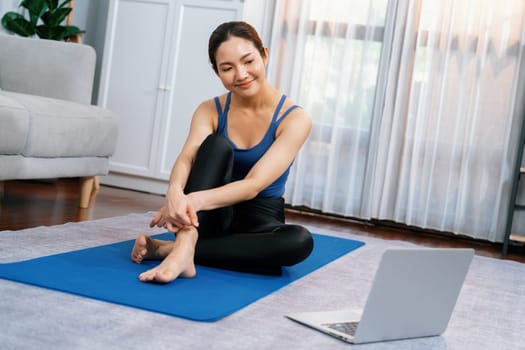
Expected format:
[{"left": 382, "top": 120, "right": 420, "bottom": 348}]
[{"left": 0, "top": 232, "right": 364, "bottom": 322}]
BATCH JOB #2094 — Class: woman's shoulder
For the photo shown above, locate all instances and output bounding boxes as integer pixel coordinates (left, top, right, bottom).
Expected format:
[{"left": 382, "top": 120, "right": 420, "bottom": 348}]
[
  {"left": 191, "top": 94, "right": 230, "bottom": 131},
  {"left": 278, "top": 94, "right": 309, "bottom": 120},
  {"left": 196, "top": 95, "right": 222, "bottom": 112},
  {"left": 196, "top": 93, "right": 230, "bottom": 112},
  {"left": 276, "top": 99, "right": 311, "bottom": 138},
  {"left": 189, "top": 99, "right": 213, "bottom": 125},
  {"left": 272, "top": 88, "right": 300, "bottom": 112}
]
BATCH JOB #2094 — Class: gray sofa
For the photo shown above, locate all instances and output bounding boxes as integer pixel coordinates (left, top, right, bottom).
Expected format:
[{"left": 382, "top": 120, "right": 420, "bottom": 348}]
[{"left": 0, "top": 34, "right": 119, "bottom": 208}]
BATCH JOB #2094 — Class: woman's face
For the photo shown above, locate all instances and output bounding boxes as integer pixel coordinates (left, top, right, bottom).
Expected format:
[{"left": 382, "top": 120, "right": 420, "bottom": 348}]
[{"left": 214, "top": 36, "right": 268, "bottom": 96}]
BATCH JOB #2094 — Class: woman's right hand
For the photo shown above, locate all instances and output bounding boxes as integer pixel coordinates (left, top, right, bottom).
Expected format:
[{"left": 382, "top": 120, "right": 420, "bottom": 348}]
[{"left": 150, "top": 186, "right": 199, "bottom": 232}]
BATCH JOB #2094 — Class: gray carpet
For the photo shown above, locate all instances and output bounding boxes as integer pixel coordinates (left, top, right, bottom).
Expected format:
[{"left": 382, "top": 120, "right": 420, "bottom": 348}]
[{"left": 1, "top": 213, "right": 524, "bottom": 350}]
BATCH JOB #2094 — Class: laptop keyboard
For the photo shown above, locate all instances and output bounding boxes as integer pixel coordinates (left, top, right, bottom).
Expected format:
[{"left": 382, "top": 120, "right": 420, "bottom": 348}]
[{"left": 323, "top": 322, "right": 359, "bottom": 336}]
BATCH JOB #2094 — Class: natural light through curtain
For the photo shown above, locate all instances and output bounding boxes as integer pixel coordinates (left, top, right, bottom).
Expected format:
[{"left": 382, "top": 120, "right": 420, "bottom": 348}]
[
  {"left": 269, "top": 0, "right": 525, "bottom": 242},
  {"left": 269, "top": 0, "right": 388, "bottom": 214},
  {"left": 366, "top": 0, "right": 525, "bottom": 241}
]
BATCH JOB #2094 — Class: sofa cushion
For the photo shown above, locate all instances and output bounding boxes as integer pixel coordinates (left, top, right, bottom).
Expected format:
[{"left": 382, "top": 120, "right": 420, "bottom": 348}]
[
  {"left": 0, "top": 155, "right": 109, "bottom": 180},
  {"left": 0, "top": 35, "right": 96, "bottom": 105},
  {"left": 0, "top": 92, "right": 30, "bottom": 154},
  {"left": 1, "top": 91, "right": 118, "bottom": 158}
]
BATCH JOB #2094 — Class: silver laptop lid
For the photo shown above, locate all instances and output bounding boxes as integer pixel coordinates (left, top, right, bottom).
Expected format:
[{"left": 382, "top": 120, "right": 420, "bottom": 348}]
[{"left": 353, "top": 248, "right": 474, "bottom": 343}]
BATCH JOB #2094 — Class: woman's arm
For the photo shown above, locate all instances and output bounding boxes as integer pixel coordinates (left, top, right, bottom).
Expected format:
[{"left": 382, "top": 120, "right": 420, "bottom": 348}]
[
  {"left": 150, "top": 100, "right": 217, "bottom": 231},
  {"left": 189, "top": 108, "right": 312, "bottom": 211}
]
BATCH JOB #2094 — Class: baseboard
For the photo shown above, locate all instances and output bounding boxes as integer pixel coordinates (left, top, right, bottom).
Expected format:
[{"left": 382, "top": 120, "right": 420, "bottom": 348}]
[{"left": 99, "top": 172, "right": 168, "bottom": 195}]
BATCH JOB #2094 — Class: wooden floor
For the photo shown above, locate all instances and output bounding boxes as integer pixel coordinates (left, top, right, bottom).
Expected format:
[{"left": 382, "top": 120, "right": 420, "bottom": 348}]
[{"left": 1, "top": 178, "right": 524, "bottom": 263}]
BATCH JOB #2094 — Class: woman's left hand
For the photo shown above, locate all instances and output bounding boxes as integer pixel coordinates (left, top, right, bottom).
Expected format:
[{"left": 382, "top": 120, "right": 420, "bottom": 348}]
[{"left": 149, "top": 205, "right": 198, "bottom": 233}]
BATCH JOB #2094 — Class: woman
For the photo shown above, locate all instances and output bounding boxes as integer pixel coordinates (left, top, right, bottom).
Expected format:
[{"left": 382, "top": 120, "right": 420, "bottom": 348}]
[{"left": 131, "top": 21, "right": 313, "bottom": 283}]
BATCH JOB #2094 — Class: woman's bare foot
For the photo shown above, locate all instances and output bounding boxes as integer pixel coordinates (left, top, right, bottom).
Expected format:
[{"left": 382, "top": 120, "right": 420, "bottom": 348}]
[
  {"left": 131, "top": 234, "right": 174, "bottom": 263},
  {"left": 137, "top": 227, "right": 198, "bottom": 283}
]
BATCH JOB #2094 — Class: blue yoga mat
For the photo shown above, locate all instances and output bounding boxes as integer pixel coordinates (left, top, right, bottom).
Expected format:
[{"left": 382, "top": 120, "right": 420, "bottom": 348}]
[{"left": 0, "top": 233, "right": 364, "bottom": 322}]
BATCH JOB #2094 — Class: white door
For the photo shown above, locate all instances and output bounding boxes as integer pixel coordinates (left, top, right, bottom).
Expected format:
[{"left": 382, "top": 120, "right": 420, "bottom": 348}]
[
  {"left": 156, "top": 0, "right": 244, "bottom": 179},
  {"left": 99, "top": 0, "right": 178, "bottom": 178},
  {"left": 98, "top": 0, "right": 243, "bottom": 192}
]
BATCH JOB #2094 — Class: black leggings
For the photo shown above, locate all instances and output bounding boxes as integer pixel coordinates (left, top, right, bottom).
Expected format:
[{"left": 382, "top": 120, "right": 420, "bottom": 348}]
[{"left": 184, "top": 133, "right": 313, "bottom": 274}]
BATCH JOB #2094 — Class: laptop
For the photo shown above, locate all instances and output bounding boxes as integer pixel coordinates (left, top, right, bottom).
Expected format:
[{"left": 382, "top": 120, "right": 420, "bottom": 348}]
[{"left": 286, "top": 248, "right": 474, "bottom": 344}]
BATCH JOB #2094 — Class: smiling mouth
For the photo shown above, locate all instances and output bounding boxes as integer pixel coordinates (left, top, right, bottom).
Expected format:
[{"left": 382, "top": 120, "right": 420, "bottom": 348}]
[{"left": 236, "top": 80, "right": 254, "bottom": 89}]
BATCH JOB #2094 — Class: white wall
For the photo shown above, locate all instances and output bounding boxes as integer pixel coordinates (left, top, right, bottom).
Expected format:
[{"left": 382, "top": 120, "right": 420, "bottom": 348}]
[{"left": 73, "top": 0, "right": 109, "bottom": 104}]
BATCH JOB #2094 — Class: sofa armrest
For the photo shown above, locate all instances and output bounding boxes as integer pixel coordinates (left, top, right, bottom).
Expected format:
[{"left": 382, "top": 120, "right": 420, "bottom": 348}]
[{"left": 0, "top": 34, "right": 96, "bottom": 105}]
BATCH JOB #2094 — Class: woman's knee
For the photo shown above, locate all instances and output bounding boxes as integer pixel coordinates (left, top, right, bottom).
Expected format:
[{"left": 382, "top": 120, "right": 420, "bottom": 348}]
[
  {"left": 275, "top": 224, "right": 314, "bottom": 265},
  {"left": 186, "top": 133, "right": 233, "bottom": 192},
  {"left": 199, "top": 134, "right": 233, "bottom": 162}
]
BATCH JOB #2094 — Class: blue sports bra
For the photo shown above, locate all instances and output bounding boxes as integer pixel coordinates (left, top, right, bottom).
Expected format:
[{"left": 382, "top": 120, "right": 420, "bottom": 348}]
[{"left": 214, "top": 92, "right": 300, "bottom": 198}]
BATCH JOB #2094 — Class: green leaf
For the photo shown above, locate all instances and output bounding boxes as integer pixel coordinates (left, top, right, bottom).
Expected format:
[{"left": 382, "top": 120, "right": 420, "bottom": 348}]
[
  {"left": 1, "top": 12, "right": 36, "bottom": 36},
  {"left": 45, "top": 0, "right": 60, "bottom": 11},
  {"left": 3, "top": 0, "right": 84, "bottom": 41},
  {"left": 20, "top": 0, "right": 48, "bottom": 26},
  {"left": 41, "top": 7, "right": 71, "bottom": 26},
  {"left": 35, "top": 23, "right": 63, "bottom": 39},
  {"left": 36, "top": 24, "right": 83, "bottom": 40},
  {"left": 57, "top": 0, "right": 72, "bottom": 10},
  {"left": 20, "top": 0, "right": 47, "bottom": 17},
  {"left": 1, "top": 11, "right": 24, "bottom": 25},
  {"left": 58, "top": 25, "right": 85, "bottom": 41}
]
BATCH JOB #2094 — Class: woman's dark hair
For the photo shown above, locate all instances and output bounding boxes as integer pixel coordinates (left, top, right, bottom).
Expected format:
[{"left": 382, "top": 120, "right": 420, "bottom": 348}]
[{"left": 208, "top": 21, "right": 266, "bottom": 73}]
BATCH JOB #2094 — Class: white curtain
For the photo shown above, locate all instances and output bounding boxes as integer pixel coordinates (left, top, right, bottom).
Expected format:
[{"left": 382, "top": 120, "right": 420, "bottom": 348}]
[{"left": 268, "top": 0, "right": 525, "bottom": 242}]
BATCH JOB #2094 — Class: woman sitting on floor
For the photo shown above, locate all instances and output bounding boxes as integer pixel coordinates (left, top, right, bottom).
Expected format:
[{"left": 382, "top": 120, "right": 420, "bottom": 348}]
[{"left": 131, "top": 21, "right": 314, "bottom": 283}]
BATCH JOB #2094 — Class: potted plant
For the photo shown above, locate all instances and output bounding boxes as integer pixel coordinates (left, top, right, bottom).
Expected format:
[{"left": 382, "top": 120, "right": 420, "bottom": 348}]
[{"left": 1, "top": 0, "right": 84, "bottom": 41}]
